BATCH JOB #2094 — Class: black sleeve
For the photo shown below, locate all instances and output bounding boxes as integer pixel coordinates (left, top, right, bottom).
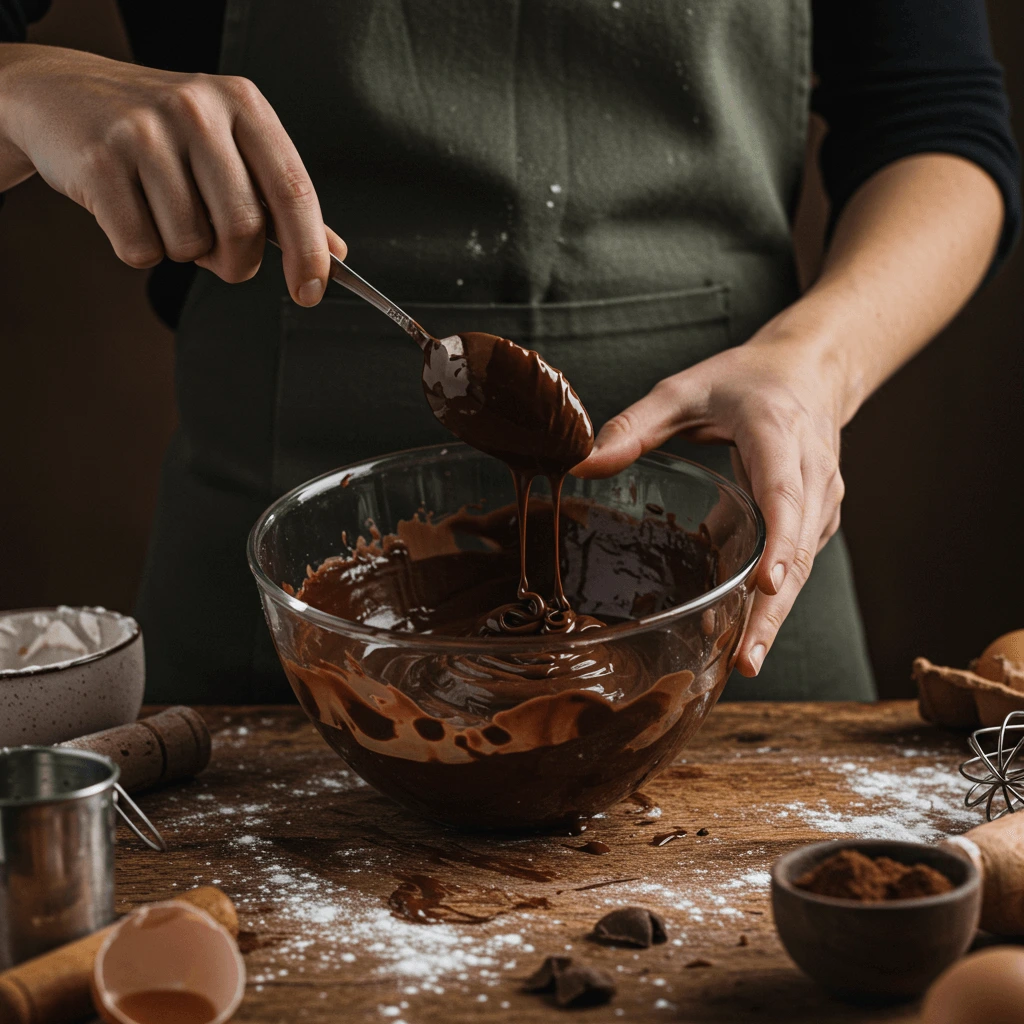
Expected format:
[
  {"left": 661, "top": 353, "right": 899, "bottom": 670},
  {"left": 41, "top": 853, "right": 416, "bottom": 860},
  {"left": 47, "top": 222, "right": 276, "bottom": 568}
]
[
  {"left": 812, "top": 0, "right": 1021, "bottom": 280},
  {"left": 0, "top": 0, "right": 49, "bottom": 41}
]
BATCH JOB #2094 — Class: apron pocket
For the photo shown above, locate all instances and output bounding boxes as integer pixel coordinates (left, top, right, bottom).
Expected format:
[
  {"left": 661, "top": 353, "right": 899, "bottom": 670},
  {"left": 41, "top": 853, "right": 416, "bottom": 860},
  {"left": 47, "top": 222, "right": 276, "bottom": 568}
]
[
  {"left": 273, "top": 284, "right": 731, "bottom": 492},
  {"left": 523, "top": 284, "right": 731, "bottom": 434}
]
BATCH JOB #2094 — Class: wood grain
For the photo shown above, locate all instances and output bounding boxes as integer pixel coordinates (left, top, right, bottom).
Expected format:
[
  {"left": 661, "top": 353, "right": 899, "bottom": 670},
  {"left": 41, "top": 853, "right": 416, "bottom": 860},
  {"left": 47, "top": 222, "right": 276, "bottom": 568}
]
[{"left": 114, "top": 701, "right": 978, "bottom": 1023}]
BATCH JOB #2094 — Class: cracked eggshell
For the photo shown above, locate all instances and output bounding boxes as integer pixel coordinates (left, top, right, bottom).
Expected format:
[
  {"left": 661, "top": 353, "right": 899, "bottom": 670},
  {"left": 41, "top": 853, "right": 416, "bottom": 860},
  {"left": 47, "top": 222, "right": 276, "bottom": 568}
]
[
  {"left": 914, "top": 657, "right": 1024, "bottom": 730},
  {"left": 92, "top": 902, "right": 245, "bottom": 1024}
]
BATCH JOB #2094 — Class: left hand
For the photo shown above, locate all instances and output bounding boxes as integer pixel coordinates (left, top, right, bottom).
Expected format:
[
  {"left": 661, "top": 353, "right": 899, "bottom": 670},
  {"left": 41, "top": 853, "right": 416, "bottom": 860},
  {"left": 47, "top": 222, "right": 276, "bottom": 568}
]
[{"left": 573, "top": 327, "right": 847, "bottom": 677}]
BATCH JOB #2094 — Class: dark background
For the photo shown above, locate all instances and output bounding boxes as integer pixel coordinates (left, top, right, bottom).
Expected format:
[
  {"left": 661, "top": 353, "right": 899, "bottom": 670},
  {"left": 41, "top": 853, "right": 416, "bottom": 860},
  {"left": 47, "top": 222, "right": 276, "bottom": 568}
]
[{"left": 1, "top": 0, "right": 1021, "bottom": 698}]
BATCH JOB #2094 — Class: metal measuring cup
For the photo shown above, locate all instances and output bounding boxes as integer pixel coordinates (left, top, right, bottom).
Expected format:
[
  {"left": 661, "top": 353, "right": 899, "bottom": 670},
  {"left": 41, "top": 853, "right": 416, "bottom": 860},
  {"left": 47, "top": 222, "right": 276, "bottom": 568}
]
[{"left": 0, "top": 746, "right": 165, "bottom": 969}]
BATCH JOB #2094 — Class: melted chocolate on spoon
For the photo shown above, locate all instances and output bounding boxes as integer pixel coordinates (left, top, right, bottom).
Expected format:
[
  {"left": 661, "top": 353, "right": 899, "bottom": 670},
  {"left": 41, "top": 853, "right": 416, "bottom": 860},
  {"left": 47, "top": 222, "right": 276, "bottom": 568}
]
[{"left": 421, "top": 332, "right": 596, "bottom": 635}]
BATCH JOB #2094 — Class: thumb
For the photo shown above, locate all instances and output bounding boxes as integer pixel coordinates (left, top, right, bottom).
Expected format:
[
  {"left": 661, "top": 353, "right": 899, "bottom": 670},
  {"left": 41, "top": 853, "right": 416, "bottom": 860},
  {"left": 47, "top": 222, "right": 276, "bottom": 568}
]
[{"left": 572, "top": 374, "right": 704, "bottom": 479}]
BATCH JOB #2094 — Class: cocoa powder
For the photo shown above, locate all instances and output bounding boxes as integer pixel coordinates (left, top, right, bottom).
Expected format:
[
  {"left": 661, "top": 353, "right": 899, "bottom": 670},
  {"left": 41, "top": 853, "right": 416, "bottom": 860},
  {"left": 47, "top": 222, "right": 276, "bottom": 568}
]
[{"left": 795, "top": 849, "right": 954, "bottom": 901}]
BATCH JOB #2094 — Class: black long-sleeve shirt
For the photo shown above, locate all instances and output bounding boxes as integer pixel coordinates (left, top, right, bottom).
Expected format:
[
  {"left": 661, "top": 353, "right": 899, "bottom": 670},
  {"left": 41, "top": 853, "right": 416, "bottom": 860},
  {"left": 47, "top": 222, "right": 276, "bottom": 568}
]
[{"left": 2, "top": 0, "right": 1020, "bottom": 328}]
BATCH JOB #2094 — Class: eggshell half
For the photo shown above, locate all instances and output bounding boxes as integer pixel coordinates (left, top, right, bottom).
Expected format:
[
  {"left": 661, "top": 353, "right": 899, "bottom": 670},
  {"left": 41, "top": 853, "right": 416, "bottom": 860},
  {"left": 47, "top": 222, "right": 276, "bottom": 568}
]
[{"left": 92, "top": 902, "right": 245, "bottom": 1024}]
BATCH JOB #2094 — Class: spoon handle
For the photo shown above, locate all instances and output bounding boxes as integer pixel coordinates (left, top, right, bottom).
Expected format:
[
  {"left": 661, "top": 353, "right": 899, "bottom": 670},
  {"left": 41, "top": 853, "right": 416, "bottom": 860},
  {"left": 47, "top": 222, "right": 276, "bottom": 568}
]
[{"left": 264, "top": 228, "right": 432, "bottom": 350}]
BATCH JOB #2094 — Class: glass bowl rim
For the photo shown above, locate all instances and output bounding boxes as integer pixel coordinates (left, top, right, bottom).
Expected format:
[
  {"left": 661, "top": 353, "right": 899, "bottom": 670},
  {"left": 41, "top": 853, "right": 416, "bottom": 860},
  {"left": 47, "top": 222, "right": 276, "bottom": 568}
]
[{"left": 247, "top": 442, "right": 766, "bottom": 652}]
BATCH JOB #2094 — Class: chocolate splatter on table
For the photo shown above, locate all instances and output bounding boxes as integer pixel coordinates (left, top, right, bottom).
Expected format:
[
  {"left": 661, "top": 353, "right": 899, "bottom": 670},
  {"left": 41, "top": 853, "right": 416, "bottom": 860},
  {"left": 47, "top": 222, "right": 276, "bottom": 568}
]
[{"left": 115, "top": 701, "right": 976, "bottom": 1023}]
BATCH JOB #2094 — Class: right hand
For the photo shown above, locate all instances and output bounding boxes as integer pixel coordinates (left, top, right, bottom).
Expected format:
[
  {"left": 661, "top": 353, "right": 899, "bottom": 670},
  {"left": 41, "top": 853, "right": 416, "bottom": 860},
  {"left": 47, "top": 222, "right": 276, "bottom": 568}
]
[{"left": 0, "top": 44, "right": 345, "bottom": 305}]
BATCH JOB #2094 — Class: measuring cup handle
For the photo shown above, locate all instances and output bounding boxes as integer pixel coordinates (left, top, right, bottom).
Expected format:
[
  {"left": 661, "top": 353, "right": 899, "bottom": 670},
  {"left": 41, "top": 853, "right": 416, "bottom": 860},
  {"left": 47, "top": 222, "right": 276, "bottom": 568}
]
[{"left": 114, "top": 784, "right": 168, "bottom": 852}]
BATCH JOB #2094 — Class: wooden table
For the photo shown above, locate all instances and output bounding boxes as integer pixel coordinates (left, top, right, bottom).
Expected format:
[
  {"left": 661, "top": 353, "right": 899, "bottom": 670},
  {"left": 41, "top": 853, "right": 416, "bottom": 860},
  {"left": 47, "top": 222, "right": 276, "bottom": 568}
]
[{"left": 116, "top": 701, "right": 980, "bottom": 1023}]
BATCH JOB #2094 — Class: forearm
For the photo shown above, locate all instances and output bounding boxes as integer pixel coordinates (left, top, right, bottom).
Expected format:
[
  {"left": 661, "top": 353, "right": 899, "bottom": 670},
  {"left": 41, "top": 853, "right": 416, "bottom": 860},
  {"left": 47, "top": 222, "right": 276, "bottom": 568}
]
[
  {"left": 0, "top": 43, "right": 53, "bottom": 189},
  {"left": 757, "top": 153, "right": 1004, "bottom": 424}
]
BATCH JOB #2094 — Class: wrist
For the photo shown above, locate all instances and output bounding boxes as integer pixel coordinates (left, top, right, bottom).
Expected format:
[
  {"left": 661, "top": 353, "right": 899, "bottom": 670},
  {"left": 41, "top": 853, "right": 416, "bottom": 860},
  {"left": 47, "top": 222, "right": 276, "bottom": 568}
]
[
  {"left": 0, "top": 44, "right": 46, "bottom": 189},
  {"left": 747, "top": 284, "right": 871, "bottom": 427}
]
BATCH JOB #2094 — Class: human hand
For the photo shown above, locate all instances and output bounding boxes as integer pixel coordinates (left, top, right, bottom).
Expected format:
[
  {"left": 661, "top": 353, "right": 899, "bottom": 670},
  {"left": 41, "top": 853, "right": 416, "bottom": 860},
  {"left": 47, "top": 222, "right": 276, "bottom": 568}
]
[
  {"left": 573, "top": 328, "right": 848, "bottom": 677},
  {"left": 0, "top": 44, "right": 344, "bottom": 304}
]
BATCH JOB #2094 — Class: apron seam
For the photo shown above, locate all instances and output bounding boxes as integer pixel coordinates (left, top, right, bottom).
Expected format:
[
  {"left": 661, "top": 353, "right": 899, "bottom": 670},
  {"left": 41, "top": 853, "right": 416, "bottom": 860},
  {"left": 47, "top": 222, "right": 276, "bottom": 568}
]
[{"left": 280, "top": 282, "right": 732, "bottom": 341}]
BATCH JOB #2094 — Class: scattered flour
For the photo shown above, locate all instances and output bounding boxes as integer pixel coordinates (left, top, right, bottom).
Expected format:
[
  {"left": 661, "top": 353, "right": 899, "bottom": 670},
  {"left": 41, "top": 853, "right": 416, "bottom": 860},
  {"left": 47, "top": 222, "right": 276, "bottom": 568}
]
[
  {"left": 776, "top": 755, "right": 976, "bottom": 842},
  {"left": 238, "top": 841, "right": 533, "bottom": 991},
  {"left": 161, "top": 716, "right": 976, "bottom": 1004}
]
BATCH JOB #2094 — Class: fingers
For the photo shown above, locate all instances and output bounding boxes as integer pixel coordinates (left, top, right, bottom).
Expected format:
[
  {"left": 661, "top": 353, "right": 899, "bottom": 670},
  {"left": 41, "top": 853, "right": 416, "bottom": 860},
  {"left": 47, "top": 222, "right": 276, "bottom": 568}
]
[
  {"left": 819, "top": 508, "right": 841, "bottom": 553},
  {"left": 229, "top": 77, "right": 330, "bottom": 306},
  {"left": 136, "top": 125, "right": 214, "bottom": 264},
  {"left": 189, "top": 125, "right": 265, "bottom": 283},
  {"left": 86, "top": 165, "right": 164, "bottom": 269},
  {"left": 64, "top": 70, "right": 336, "bottom": 298},
  {"left": 735, "top": 449, "right": 844, "bottom": 677},
  {"left": 735, "top": 520, "right": 817, "bottom": 677},
  {"left": 325, "top": 224, "right": 348, "bottom": 261},
  {"left": 573, "top": 374, "right": 710, "bottom": 479},
  {"left": 729, "top": 447, "right": 752, "bottom": 494},
  {"left": 741, "top": 431, "right": 805, "bottom": 598},
  {"left": 818, "top": 469, "right": 844, "bottom": 552}
]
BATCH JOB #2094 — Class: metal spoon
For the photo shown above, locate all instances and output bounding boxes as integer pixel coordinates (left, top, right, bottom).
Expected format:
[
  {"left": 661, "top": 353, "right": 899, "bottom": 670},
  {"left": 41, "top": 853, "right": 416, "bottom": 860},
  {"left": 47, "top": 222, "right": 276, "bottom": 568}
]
[
  {"left": 265, "top": 228, "right": 432, "bottom": 349},
  {"left": 263, "top": 228, "right": 593, "bottom": 475}
]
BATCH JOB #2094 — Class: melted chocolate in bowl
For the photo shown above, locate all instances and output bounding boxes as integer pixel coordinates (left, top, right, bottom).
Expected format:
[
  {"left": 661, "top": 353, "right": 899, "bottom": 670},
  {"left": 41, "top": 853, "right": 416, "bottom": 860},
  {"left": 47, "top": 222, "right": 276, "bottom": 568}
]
[
  {"left": 275, "top": 493, "right": 749, "bottom": 830},
  {"left": 251, "top": 335, "right": 761, "bottom": 830}
]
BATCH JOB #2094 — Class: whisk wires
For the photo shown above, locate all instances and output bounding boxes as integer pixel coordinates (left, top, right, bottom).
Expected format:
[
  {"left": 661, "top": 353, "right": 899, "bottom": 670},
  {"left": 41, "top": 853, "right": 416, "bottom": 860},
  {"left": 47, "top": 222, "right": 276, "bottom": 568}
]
[{"left": 959, "top": 710, "right": 1024, "bottom": 820}]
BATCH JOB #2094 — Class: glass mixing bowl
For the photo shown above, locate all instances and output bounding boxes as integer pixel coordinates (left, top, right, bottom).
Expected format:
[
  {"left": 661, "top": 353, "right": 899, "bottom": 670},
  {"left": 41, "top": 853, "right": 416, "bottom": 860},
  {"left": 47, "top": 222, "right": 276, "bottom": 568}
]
[{"left": 248, "top": 443, "right": 764, "bottom": 830}]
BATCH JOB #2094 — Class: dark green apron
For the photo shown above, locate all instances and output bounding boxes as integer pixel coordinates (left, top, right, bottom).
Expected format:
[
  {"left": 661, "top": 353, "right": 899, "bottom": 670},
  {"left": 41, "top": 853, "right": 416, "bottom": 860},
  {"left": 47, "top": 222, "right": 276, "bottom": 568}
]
[{"left": 137, "top": 0, "right": 876, "bottom": 704}]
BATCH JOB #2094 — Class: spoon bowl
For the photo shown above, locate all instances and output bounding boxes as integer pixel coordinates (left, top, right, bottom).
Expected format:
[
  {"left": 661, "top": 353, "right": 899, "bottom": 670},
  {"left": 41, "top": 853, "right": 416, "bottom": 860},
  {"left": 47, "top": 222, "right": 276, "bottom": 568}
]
[{"left": 421, "top": 331, "right": 594, "bottom": 477}]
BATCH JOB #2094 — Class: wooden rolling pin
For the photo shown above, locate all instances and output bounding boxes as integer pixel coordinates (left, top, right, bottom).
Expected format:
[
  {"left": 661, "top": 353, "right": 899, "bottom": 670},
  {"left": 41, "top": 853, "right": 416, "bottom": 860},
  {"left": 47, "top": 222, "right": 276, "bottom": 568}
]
[
  {"left": 942, "top": 813, "right": 1024, "bottom": 935},
  {"left": 0, "top": 886, "right": 237, "bottom": 1024},
  {"left": 59, "top": 706, "right": 211, "bottom": 793}
]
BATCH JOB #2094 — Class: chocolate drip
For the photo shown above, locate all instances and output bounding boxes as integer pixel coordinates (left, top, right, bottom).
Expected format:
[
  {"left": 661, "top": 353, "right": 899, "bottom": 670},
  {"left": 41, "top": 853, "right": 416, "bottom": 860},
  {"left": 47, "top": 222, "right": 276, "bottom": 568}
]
[{"left": 422, "top": 331, "right": 595, "bottom": 634}]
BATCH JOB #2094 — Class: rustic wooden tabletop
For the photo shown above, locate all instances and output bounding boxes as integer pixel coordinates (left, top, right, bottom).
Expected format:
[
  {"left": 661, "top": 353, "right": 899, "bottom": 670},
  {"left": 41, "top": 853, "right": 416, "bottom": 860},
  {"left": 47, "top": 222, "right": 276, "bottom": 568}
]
[{"left": 114, "top": 701, "right": 981, "bottom": 1024}]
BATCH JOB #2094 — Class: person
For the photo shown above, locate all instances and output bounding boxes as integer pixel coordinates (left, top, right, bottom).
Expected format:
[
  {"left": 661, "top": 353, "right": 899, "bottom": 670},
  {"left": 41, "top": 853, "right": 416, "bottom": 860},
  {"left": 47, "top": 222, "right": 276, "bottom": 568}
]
[{"left": 0, "top": 1, "right": 1018, "bottom": 703}]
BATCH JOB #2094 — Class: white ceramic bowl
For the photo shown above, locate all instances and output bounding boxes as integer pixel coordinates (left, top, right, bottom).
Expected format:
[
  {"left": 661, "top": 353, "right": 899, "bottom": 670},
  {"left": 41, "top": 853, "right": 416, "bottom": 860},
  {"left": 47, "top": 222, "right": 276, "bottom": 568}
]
[{"left": 0, "top": 607, "right": 144, "bottom": 746}]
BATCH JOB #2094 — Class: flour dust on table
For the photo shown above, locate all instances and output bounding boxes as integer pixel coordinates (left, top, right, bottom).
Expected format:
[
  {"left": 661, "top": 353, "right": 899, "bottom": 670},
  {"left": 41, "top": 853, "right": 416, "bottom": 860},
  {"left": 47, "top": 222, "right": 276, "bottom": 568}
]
[{"left": 118, "top": 704, "right": 971, "bottom": 1022}]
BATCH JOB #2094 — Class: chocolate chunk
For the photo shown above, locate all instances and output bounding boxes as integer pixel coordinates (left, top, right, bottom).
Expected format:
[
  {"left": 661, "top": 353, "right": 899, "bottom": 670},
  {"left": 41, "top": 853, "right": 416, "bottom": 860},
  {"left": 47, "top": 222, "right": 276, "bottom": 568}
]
[
  {"left": 737, "top": 934, "right": 749, "bottom": 947},
  {"left": 685, "top": 958, "right": 714, "bottom": 968},
  {"left": 696, "top": 827, "right": 709, "bottom": 836},
  {"left": 577, "top": 841, "right": 610, "bottom": 855},
  {"left": 524, "top": 956, "right": 616, "bottom": 1007},
  {"left": 591, "top": 907, "right": 668, "bottom": 948}
]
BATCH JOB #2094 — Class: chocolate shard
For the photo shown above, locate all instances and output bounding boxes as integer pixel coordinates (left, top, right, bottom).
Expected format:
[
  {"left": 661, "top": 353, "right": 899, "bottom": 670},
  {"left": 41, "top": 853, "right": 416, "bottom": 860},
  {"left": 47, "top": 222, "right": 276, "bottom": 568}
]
[
  {"left": 524, "top": 956, "right": 571, "bottom": 992},
  {"left": 523, "top": 956, "right": 617, "bottom": 1007},
  {"left": 591, "top": 907, "right": 668, "bottom": 948}
]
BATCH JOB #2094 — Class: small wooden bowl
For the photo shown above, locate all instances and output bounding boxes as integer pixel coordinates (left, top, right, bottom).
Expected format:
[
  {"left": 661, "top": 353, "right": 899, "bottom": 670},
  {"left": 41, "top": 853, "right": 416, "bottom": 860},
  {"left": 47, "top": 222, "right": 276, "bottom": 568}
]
[{"left": 771, "top": 839, "right": 981, "bottom": 1001}]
